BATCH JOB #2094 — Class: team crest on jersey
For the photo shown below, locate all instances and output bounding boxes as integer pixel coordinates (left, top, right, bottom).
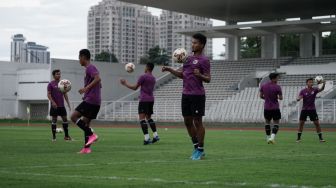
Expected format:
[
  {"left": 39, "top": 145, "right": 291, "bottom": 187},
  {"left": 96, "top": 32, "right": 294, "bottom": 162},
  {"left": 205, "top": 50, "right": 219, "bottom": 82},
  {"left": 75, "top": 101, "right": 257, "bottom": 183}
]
[{"left": 192, "top": 60, "right": 198, "bottom": 64}]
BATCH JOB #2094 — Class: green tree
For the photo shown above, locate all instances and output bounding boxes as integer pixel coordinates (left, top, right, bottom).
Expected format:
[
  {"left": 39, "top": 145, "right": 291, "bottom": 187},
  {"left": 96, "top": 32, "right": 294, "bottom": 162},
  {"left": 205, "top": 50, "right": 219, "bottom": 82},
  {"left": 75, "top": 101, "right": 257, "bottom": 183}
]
[
  {"left": 280, "top": 34, "right": 300, "bottom": 57},
  {"left": 140, "top": 46, "right": 169, "bottom": 65},
  {"left": 322, "top": 31, "right": 336, "bottom": 55},
  {"left": 240, "top": 37, "right": 261, "bottom": 58},
  {"left": 94, "top": 51, "right": 118, "bottom": 63}
]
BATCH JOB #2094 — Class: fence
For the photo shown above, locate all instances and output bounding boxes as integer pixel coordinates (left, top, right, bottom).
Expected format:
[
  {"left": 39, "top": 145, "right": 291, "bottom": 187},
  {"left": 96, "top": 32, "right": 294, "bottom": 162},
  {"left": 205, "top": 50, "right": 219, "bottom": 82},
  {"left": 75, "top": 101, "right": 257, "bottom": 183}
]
[{"left": 70, "top": 99, "right": 336, "bottom": 123}]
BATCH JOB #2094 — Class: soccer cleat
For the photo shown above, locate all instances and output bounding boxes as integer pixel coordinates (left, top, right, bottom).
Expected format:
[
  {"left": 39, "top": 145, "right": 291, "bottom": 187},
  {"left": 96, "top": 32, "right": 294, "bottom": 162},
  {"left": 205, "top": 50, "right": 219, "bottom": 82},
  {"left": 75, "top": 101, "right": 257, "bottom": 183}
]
[
  {"left": 52, "top": 138, "right": 56, "bottom": 142},
  {"left": 78, "top": 148, "right": 91, "bottom": 154},
  {"left": 152, "top": 136, "right": 160, "bottom": 143},
  {"left": 192, "top": 150, "right": 205, "bottom": 160},
  {"left": 64, "top": 136, "right": 72, "bottom": 141},
  {"left": 296, "top": 139, "right": 301, "bottom": 143},
  {"left": 319, "top": 139, "right": 326, "bottom": 143},
  {"left": 85, "top": 133, "right": 98, "bottom": 146},
  {"left": 267, "top": 138, "right": 275, "bottom": 144},
  {"left": 144, "top": 139, "right": 152, "bottom": 145}
]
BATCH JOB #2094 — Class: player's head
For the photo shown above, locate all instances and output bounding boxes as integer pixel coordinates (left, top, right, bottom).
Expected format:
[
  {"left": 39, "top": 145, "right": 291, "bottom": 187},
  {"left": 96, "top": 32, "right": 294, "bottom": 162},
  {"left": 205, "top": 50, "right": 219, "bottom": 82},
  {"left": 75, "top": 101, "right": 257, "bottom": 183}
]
[
  {"left": 192, "top": 33, "right": 207, "bottom": 53},
  {"left": 269, "top": 73, "right": 279, "bottom": 83},
  {"left": 52, "top": 69, "right": 61, "bottom": 80},
  {"left": 79, "top": 49, "right": 91, "bottom": 66},
  {"left": 145, "top": 62, "right": 154, "bottom": 72},
  {"left": 306, "top": 78, "right": 314, "bottom": 88}
]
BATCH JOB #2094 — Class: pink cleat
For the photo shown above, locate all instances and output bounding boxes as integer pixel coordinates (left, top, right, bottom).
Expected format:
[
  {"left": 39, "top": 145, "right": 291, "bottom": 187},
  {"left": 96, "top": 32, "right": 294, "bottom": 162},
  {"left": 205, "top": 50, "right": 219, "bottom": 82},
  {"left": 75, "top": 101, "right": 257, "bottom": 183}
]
[
  {"left": 85, "top": 133, "right": 98, "bottom": 146},
  {"left": 78, "top": 147, "right": 91, "bottom": 154}
]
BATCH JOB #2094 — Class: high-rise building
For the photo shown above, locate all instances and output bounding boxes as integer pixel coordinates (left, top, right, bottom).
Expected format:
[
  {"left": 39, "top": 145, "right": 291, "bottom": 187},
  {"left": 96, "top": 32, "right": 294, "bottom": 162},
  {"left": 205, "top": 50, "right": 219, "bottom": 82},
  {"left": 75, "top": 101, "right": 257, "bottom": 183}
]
[
  {"left": 88, "top": 0, "right": 158, "bottom": 64},
  {"left": 88, "top": 1, "right": 212, "bottom": 64},
  {"left": 159, "top": 10, "right": 213, "bottom": 58},
  {"left": 10, "top": 34, "right": 50, "bottom": 64}
]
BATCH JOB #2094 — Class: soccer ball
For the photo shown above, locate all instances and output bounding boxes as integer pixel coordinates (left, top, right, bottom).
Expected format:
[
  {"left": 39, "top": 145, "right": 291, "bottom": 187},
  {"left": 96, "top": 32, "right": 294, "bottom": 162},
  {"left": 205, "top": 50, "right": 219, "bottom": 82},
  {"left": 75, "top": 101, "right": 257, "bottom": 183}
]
[
  {"left": 172, "top": 48, "right": 188, "bottom": 63},
  {"left": 125, "top": 63, "right": 135, "bottom": 73},
  {"left": 315, "top": 76, "right": 323, "bottom": 83},
  {"left": 56, "top": 128, "right": 63, "bottom": 133},
  {"left": 58, "top": 79, "right": 71, "bottom": 93}
]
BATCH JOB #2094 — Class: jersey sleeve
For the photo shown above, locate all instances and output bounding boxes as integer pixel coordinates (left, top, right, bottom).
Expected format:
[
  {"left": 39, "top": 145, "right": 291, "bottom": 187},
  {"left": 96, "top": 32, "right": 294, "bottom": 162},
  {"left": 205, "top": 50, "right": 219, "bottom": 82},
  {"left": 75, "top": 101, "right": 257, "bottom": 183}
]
[
  {"left": 47, "top": 83, "right": 52, "bottom": 93},
  {"left": 298, "top": 89, "right": 304, "bottom": 97},
  {"left": 278, "top": 86, "right": 283, "bottom": 96}
]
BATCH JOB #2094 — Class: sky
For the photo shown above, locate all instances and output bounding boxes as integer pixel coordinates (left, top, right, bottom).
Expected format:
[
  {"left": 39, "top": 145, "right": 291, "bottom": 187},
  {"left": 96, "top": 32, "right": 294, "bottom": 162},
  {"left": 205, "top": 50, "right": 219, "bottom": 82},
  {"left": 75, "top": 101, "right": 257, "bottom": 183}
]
[{"left": 0, "top": 0, "right": 226, "bottom": 61}]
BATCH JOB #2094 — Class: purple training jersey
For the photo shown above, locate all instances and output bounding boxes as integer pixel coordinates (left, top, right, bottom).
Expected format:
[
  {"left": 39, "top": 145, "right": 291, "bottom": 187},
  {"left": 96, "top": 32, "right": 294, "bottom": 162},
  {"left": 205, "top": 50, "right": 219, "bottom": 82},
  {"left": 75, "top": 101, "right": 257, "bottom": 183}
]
[
  {"left": 260, "top": 81, "right": 282, "bottom": 110},
  {"left": 47, "top": 80, "right": 64, "bottom": 107},
  {"left": 299, "top": 87, "right": 319, "bottom": 110},
  {"left": 182, "top": 55, "right": 210, "bottom": 95},
  {"left": 137, "top": 72, "right": 156, "bottom": 102},
  {"left": 83, "top": 64, "right": 101, "bottom": 105}
]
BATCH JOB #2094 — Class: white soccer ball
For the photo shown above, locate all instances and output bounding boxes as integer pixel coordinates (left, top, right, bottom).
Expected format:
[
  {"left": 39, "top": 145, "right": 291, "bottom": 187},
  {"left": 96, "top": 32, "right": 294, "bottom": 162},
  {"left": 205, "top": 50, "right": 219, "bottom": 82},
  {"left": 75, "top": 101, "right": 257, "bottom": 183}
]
[
  {"left": 315, "top": 76, "right": 323, "bottom": 83},
  {"left": 58, "top": 79, "right": 71, "bottom": 93},
  {"left": 56, "top": 128, "right": 63, "bottom": 133},
  {"left": 125, "top": 63, "right": 135, "bottom": 73},
  {"left": 172, "top": 48, "right": 188, "bottom": 63}
]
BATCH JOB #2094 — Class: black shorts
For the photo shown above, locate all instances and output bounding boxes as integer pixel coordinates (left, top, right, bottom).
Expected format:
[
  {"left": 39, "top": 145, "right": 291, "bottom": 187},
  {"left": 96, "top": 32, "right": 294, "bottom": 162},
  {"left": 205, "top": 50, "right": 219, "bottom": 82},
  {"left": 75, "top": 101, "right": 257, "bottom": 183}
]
[
  {"left": 75, "top": 101, "right": 100, "bottom": 120},
  {"left": 138, "top": 102, "right": 154, "bottom": 115},
  {"left": 182, "top": 94, "right": 205, "bottom": 117},
  {"left": 50, "top": 107, "right": 67, "bottom": 117},
  {"left": 300, "top": 110, "right": 319, "bottom": 121},
  {"left": 264, "top": 109, "right": 281, "bottom": 121}
]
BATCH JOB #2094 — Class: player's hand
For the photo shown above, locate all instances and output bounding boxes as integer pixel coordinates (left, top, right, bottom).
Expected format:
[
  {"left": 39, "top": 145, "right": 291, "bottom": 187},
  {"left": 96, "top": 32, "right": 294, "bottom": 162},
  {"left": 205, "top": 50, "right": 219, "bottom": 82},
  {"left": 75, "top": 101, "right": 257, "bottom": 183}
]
[
  {"left": 78, "top": 87, "right": 87, "bottom": 94},
  {"left": 68, "top": 105, "right": 72, "bottom": 111},
  {"left": 51, "top": 102, "right": 57, "bottom": 108},
  {"left": 120, "top": 79, "right": 126, "bottom": 85},
  {"left": 162, "top": 66, "right": 170, "bottom": 72},
  {"left": 193, "top": 69, "right": 201, "bottom": 77}
]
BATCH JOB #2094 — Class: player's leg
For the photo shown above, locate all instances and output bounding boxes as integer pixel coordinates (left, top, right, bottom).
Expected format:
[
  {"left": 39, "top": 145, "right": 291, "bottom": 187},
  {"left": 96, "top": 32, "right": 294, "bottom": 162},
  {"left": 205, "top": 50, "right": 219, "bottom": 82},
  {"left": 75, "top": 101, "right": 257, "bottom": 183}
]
[
  {"left": 297, "top": 110, "right": 306, "bottom": 142},
  {"left": 51, "top": 116, "right": 57, "bottom": 141},
  {"left": 139, "top": 113, "right": 151, "bottom": 145},
  {"left": 311, "top": 111, "right": 325, "bottom": 142},
  {"left": 268, "top": 109, "right": 281, "bottom": 144},
  {"left": 147, "top": 114, "right": 159, "bottom": 143},
  {"left": 61, "top": 115, "right": 71, "bottom": 140},
  {"left": 182, "top": 95, "right": 198, "bottom": 150},
  {"left": 192, "top": 116, "right": 205, "bottom": 160},
  {"left": 264, "top": 110, "right": 272, "bottom": 142}
]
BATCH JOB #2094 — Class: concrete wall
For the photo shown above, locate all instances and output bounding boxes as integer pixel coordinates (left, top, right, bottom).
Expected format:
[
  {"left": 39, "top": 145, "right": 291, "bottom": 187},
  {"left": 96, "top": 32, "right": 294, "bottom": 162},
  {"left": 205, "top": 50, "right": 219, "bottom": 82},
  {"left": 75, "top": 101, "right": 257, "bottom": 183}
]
[{"left": 277, "top": 63, "right": 336, "bottom": 75}]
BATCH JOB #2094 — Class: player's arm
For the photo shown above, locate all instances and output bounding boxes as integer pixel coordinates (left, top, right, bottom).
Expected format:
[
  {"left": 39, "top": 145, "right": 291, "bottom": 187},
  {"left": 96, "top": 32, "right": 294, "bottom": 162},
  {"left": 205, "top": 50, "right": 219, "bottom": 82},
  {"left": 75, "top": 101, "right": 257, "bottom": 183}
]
[
  {"left": 318, "top": 80, "right": 326, "bottom": 92},
  {"left": 120, "top": 79, "right": 140, "bottom": 90},
  {"left": 193, "top": 69, "right": 211, "bottom": 83},
  {"left": 278, "top": 94, "right": 283, "bottom": 100},
  {"left": 297, "top": 95, "right": 303, "bottom": 101},
  {"left": 259, "top": 91, "right": 265, "bottom": 100},
  {"left": 47, "top": 91, "right": 57, "bottom": 108},
  {"left": 79, "top": 74, "right": 101, "bottom": 94},
  {"left": 162, "top": 66, "right": 183, "bottom": 79},
  {"left": 63, "top": 93, "right": 71, "bottom": 110}
]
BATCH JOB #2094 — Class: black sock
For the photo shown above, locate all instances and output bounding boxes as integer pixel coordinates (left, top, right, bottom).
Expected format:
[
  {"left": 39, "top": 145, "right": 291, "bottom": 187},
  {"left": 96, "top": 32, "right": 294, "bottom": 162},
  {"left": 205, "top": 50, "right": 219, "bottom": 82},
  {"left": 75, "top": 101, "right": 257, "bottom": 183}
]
[
  {"left": 75, "top": 119, "right": 93, "bottom": 136},
  {"left": 140, "top": 120, "right": 148, "bottom": 135},
  {"left": 62, "top": 122, "right": 69, "bottom": 137},
  {"left": 191, "top": 137, "right": 198, "bottom": 149},
  {"left": 197, "top": 143, "right": 204, "bottom": 152},
  {"left": 51, "top": 121, "right": 56, "bottom": 139},
  {"left": 84, "top": 133, "right": 91, "bottom": 148},
  {"left": 147, "top": 119, "right": 157, "bottom": 132},
  {"left": 272, "top": 125, "right": 279, "bottom": 134},
  {"left": 318, "top": 132, "right": 323, "bottom": 140},
  {"left": 297, "top": 132, "right": 302, "bottom": 140},
  {"left": 265, "top": 124, "right": 271, "bottom": 136}
]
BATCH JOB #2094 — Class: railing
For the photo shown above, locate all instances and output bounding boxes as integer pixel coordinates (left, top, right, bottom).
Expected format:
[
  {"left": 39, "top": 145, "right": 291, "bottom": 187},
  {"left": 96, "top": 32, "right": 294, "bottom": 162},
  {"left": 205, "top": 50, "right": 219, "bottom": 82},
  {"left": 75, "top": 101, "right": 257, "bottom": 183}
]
[{"left": 70, "top": 99, "right": 336, "bottom": 123}]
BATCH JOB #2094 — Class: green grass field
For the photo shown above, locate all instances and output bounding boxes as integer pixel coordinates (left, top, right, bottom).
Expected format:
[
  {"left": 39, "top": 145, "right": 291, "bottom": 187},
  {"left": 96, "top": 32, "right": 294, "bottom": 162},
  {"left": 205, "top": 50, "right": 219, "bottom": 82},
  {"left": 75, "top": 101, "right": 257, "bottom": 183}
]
[{"left": 0, "top": 125, "right": 335, "bottom": 188}]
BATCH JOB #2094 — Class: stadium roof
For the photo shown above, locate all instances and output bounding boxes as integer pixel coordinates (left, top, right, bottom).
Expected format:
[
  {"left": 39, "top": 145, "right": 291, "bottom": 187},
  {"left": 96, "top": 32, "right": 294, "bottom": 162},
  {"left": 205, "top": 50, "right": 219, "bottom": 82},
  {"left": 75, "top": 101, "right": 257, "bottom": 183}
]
[
  {"left": 177, "top": 18, "right": 336, "bottom": 38},
  {"left": 119, "top": 0, "right": 335, "bottom": 22}
]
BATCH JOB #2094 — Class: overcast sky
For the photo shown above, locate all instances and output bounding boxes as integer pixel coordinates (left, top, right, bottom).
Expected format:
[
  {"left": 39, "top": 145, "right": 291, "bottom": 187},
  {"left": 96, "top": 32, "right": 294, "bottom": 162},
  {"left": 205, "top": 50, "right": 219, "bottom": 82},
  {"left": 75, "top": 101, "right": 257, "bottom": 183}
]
[{"left": 0, "top": 0, "right": 225, "bottom": 61}]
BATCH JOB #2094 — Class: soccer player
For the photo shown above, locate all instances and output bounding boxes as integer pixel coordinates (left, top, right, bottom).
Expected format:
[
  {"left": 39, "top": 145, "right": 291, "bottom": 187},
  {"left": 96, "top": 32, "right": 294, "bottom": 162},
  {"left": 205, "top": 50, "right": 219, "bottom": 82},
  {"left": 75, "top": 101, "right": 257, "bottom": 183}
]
[
  {"left": 259, "top": 73, "right": 283, "bottom": 144},
  {"left": 47, "top": 69, "right": 72, "bottom": 141},
  {"left": 71, "top": 49, "right": 101, "bottom": 154},
  {"left": 162, "top": 33, "right": 211, "bottom": 160},
  {"left": 296, "top": 78, "right": 326, "bottom": 142},
  {"left": 120, "top": 63, "right": 159, "bottom": 145}
]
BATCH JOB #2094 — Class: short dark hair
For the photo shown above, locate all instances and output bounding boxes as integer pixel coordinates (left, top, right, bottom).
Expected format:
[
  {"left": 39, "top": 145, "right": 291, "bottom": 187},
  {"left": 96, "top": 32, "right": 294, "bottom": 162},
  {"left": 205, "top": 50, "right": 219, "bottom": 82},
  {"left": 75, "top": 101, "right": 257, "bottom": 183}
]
[
  {"left": 269, "top": 73, "right": 279, "bottom": 80},
  {"left": 306, "top": 78, "right": 314, "bottom": 83},
  {"left": 192, "top": 33, "right": 207, "bottom": 46},
  {"left": 146, "top": 63, "right": 154, "bottom": 71},
  {"left": 79, "top": 49, "right": 91, "bottom": 60},
  {"left": 52, "top": 69, "right": 60, "bottom": 76}
]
